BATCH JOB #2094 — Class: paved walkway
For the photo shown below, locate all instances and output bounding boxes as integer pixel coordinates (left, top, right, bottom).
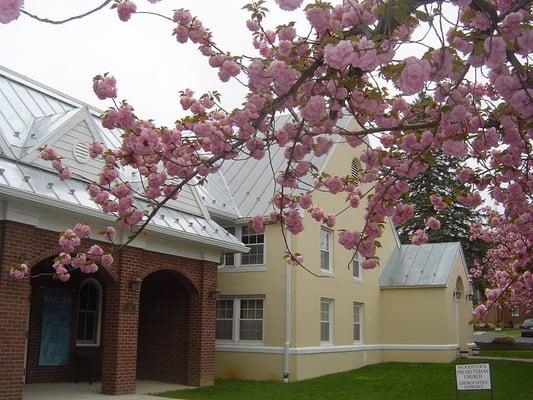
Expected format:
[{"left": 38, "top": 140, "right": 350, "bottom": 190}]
[
  {"left": 23, "top": 380, "right": 191, "bottom": 400},
  {"left": 468, "top": 356, "right": 533, "bottom": 363}
]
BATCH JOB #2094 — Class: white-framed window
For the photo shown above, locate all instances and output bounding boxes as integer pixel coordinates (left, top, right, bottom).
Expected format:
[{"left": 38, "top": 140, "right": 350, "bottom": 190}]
[
  {"left": 222, "top": 225, "right": 265, "bottom": 267},
  {"left": 352, "top": 251, "right": 362, "bottom": 281},
  {"left": 511, "top": 307, "right": 520, "bottom": 317},
  {"left": 76, "top": 278, "right": 103, "bottom": 346},
  {"left": 320, "top": 228, "right": 333, "bottom": 273},
  {"left": 216, "top": 297, "right": 264, "bottom": 342},
  {"left": 320, "top": 298, "right": 334, "bottom": 344},
  {"left": 353, "top": 302, "right": 363, "bottom": 343}
]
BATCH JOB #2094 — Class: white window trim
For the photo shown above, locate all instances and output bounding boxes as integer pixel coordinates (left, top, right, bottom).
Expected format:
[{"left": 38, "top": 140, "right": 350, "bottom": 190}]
[
  {"left": 76, "top": 278, "right": 103, "bottom": 347},
  {"left": 320, "top": 227, "right": 334, "bottom": 275},
  {"left": 352, "top": 251, "right": 363, "bottom": 283},
  {"left": 218, "top": 225, "right": 267, "bottom": 270},
  {"left": 216, "top": 296, "right": 265, "bottom": 344},
  {"left": 320, "top": 298, "right": 334, "bottom": 345},
  {"left": 353, "top": 302, "right": 364, "bottom": 344}
]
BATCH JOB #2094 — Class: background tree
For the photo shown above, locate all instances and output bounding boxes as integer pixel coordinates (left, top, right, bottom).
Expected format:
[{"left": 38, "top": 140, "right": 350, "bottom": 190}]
[{"left": 396, "top": 148, "right": 489, "bottom": 267}]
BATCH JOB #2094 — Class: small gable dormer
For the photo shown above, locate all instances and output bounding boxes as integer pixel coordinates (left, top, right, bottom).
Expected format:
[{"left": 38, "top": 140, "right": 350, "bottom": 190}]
[{"left": 22, "top": 107, "right": 107, "bottom": 182}]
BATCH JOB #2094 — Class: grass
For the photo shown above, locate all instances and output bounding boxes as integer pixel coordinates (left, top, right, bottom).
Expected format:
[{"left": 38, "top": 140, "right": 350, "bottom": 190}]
[
  {"left": 479, "top": 349, "right": 533, "bottom": 359},
  {"left": 156, "top": 359, "right": 533, "bottom": 400}
]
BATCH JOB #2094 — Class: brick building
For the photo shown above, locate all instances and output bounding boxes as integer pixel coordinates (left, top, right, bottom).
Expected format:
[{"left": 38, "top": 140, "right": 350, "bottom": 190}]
[{"left": 0, "top": 66, "right": 247, "bottom": 399}]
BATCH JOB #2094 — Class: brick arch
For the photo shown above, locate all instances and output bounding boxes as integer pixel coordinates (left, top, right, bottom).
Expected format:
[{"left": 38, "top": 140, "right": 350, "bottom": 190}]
[
  {"left": 27, "top": 249, "right": 118, "bottom": 284},
  {"left": 139, "top": 265, "right": 200, "bottom": 293}
]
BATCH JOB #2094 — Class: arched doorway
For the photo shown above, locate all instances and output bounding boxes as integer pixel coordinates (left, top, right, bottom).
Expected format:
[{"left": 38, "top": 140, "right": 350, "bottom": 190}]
[
  {"left": 26, "top": 256, "right": 113, "bottom": 384},
  {"left": 136, "top": 269, "right": 195, "bottom": 384}
]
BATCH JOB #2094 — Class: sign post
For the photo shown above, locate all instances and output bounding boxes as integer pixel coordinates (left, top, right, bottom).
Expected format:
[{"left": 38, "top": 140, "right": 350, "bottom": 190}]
[{"left": 455, "top": 363, "right": 493, "bottom": 399}]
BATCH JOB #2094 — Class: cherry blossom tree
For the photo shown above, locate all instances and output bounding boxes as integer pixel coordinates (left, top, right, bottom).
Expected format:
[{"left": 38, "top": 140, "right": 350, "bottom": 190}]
[{"left": 2, "top": 0, "right": 532, "bottom": 313}]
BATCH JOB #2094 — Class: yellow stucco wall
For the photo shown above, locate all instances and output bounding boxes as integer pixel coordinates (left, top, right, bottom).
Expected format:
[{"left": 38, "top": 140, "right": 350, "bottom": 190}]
[{"left": 214, "top": 134, "right": 473, "bottom": 381}]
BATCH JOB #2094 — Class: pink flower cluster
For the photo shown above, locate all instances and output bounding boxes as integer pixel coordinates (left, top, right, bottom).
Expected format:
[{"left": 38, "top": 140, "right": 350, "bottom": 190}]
[
  {"left": 93, "top": 75, "right": 117, "bottom": 100},
  {"left": 0, "top": 0, "right": 22, "bottom": 24}
]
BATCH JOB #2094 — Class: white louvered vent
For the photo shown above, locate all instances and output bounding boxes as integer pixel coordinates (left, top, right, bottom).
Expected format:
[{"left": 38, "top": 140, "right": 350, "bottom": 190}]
[
  {"left": 351, "top": 158, "right": 360, "bottom": 181},
  {"left": 73, "top": 142, "right": 89, "bottom": 163}
]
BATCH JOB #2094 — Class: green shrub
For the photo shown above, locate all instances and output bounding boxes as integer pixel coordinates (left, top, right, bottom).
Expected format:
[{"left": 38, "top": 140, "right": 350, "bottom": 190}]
[{"left": 492, "top": 336, "right": 515, "bottom": 345}]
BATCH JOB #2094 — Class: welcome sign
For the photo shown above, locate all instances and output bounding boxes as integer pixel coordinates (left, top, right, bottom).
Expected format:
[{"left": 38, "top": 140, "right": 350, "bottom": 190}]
[{"left": 38, "top": 287, "right": 72, "bottom": 366}]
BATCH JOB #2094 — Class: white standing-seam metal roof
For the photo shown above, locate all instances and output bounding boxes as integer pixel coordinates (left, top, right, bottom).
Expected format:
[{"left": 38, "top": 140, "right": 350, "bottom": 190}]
[
  {"left": 379, "top": 242, "right": 466, "bottom": 288},
  {"left": 0, "top": 65, "right": 246, "bottom": 253},
  {"left": 204, "top": 114, "right": 353, "bottom": 219}
]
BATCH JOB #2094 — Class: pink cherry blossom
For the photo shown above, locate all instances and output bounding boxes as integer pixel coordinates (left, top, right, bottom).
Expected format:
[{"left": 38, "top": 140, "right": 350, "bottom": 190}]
[
  {"left": 324, "top": 41, "right": 354, "bottom": 69},
  {"left": 275, "top": 0, "right": 303, "bottom": 11},
  {"left": 73, "top": 223, "right": 91, "bottom": 239},
  {"left": 40, "top": 147, "right": 58, "bottom": 161},
  {"left": 0, "top": 0, "right": 23, "bottom": 24},
  {"left": 101, "top": 254, "right": 114, "bottom": 268},
  {"left": 251, "top": 215, "right": 265, "bottom": 233},
  {"left": 397, "top": 57, "right": 432, "bottom": 95},
  {"left": 117, "top": 1, "right": 136, "bottom": 22},
  {"left": 89, "top": 141, "right": 105, "bottom": 158},
  {"left": 425, "top": 217, "right": 441, "bottom": 230},
  {"left": 410, "top": 229, "right": 428, "bottom": 245},
  {"left": 93, "top": 75, "right": 117, "bottom": 100}
]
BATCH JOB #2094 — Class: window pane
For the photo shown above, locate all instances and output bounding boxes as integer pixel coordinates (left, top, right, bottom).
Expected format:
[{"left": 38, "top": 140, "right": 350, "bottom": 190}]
[
  {"left": 240, "top": 320, "right": 263, "bottom": 340},
  {"left": 88, "top": 285, "right": 97, "bottom": 310},
  {"left": 216, "top": 320, "right": 233, "bottom": 340},
  {"left": 216, "top": 300, "right": 234, "bottom": 340},
  {"left": 321, "top": 250, "right": 330, "bottom": 270},
  {"left": 352, "top": 252, "right": 360, "bottom": 278},
  {"left": 85, "top": 313, "right": 95, "bottom": 341},
  {"left": 354, "top": 323, "right": 361, "bottom": 341},
  {"left": 321, "top": 322, "right": 329, "bottom": 342},
  {"left": 79, "top": 285, "right": 89, "bottom": 310},
  {"left": 77, "top": 314, "right": 86, "bottom": 340},
  {"left": 320, "top": 229, "right": 329, "bottom": 251},
  {"left": 225, "top": 253, "right": 235, "bottom": 266}
]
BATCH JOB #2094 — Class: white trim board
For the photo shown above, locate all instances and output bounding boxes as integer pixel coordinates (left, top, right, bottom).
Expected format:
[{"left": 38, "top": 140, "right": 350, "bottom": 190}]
[{"left": 216, "top": 343, "right": 459, "bottom": 354}]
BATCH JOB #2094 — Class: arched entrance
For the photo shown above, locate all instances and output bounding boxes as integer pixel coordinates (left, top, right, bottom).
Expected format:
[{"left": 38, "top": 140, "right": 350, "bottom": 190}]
[
  {"left": 25, "top": 256, "right": 114, "bottom": 384},
  {"left": 136, "top": 269, "right": 195, "bottom": 384}
]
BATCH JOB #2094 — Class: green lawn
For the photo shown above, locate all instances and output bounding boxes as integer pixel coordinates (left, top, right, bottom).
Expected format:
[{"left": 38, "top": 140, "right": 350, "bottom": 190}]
[
  {"left": 156, "top": 359, "right": 533, "bottom": 400},
  {"left": 479, "top": 349, "right": 533, "bottom": 359}
]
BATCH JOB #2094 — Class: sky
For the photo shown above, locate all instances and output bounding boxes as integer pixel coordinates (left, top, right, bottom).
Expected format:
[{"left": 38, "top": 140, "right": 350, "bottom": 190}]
[{"left": 0, "top": 0, "right": 317, "bottom": 126}]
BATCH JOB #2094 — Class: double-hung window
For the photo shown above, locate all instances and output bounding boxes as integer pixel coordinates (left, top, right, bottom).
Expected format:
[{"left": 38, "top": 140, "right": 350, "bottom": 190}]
[
  {"left": 353, "top": 302, "right": 363, "bottom": 342},
  {"left": 216, "top": 297, "right": 264, "bottom": 342},
  {"left": 222, "top": 225, "right": 265, "bottom": 267},
  {"left": 77, "top": 278, "right": 102, "bottom": 346},
  {"left": 320, "top": 228, "right": 333, "bottom": 273},
  {"left": 352, "top": 251, "right": 362, "bottom": 281},
  {"left": 320, "top": 298, "right": 334, "bottom": 344}
]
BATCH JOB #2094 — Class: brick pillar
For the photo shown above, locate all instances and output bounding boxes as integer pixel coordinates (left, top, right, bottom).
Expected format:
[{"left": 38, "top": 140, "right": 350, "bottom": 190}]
[
  {"left": 0, "top": 221, "right": 31, "bottom": 400},
  {"left": 101, "top": 280, "right": 139, "bottom": 395},
  {"left": 0, "top": 273, "right": 30, "bottom": 400},
  {"left": 186, "top": 262, "right": 216, "bottom": 387}
]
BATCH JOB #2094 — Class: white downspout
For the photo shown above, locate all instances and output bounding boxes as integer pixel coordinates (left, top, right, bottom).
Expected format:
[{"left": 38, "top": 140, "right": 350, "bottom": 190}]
[{"left": 283, "top": 233, "right": 292, "bottom": 383}]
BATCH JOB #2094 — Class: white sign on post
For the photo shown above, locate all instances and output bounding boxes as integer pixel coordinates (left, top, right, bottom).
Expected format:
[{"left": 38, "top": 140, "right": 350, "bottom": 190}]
[{"left": 455, "top": 363, "right": 492, "bottom": 391}]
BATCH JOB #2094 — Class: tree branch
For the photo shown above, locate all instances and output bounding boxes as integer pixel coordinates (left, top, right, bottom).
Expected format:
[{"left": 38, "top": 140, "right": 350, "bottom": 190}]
[{"left": 21, "top": 1, "right": 112, "bottom": 25}]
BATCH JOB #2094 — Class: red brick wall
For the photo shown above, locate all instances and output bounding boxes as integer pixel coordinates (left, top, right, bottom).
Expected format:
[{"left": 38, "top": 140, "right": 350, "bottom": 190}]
[{"left": 0, "top": 220, "right": 217, "bottom": 400}]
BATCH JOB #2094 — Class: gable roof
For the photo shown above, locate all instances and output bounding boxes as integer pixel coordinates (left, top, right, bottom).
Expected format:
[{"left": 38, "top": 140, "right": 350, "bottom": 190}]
[
  {"left": 202, "top": 114, "right": 354, "bottom": 219},
  {"left": 379, "top": 242, "right": 467, "bottom": 288},
  {"left": 0, "top": 65, "right": 246, "bottom": 253}
]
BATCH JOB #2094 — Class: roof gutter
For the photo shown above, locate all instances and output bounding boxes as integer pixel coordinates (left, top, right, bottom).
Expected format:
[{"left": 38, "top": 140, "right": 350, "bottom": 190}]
[{"left": 0, "top": 185, "right": 249, "bottom": 253}]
